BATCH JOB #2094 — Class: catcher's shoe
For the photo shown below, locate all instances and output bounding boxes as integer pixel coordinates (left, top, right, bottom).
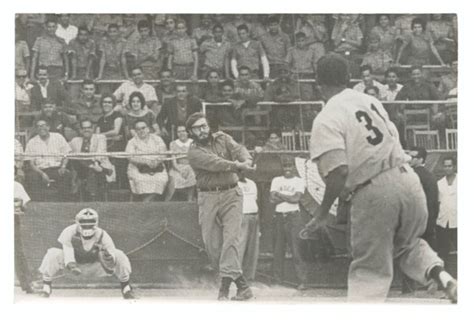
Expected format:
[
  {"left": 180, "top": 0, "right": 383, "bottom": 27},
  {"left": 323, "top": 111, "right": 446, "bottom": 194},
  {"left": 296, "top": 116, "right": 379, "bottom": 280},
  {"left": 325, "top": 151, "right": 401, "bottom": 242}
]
[
  {"left": 443, "top": 280, "right": 457, "bottom": 303},
  {"left": 39, "top": 283, "right": 52, "bottom": 298},
  {"left": 231, "top": 287, "right": 254, "bottom": 301},
  {"left": 122, "top": 285, "right": 136, "bottom": 300}
]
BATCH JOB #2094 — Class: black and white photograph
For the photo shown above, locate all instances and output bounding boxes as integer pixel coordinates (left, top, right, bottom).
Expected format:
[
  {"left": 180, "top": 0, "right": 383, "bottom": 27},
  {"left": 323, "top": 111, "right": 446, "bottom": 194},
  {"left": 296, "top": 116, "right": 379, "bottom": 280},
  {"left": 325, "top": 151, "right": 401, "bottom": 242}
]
[{"left": 5, "top": 1, "right": 470, "bottom": 317}]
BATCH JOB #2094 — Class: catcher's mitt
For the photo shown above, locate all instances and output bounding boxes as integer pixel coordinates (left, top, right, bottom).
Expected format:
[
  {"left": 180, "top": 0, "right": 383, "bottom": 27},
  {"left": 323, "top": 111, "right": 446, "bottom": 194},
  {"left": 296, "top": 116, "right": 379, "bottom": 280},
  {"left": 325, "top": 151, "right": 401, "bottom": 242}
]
[{"left": 98, "top": 249, "right": 115, "bottom": 274}]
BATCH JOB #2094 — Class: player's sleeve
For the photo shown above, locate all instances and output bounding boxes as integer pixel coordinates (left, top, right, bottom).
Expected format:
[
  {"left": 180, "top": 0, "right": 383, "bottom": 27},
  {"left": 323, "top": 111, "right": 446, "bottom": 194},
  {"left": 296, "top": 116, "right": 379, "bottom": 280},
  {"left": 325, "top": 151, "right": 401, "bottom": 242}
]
[
  {"left": 310, "top": 111, "right": 346, "bottom": 161},
  {"left": 101, "top": 231, "right": 117, "bottom": 253},
  {"left": 58, "top": 226, "right": 76, "bottom": 264}
]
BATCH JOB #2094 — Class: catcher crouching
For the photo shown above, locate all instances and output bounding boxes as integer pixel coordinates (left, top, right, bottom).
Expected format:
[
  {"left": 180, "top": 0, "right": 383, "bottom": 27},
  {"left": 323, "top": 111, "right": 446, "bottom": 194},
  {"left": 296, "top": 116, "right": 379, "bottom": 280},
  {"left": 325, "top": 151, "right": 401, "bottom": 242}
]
[{"left": 38, "top": 208, "right": 136, "bottom": 299}]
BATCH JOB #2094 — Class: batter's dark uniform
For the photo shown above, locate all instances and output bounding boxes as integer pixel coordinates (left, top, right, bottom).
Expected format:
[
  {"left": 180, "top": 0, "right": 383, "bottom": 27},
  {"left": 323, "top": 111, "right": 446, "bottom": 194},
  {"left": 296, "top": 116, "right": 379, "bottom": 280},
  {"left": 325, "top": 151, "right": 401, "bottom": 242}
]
[{"left": 188, "top": 131, "right": 252, "bottom": 280}]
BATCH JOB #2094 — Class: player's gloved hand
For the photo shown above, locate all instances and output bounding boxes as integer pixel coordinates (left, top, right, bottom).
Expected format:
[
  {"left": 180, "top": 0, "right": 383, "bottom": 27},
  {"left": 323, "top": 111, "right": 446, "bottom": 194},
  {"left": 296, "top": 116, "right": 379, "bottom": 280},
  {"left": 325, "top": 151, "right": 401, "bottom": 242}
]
[{"left": 66, "top": 262, "right": 82, "bottom": 276}]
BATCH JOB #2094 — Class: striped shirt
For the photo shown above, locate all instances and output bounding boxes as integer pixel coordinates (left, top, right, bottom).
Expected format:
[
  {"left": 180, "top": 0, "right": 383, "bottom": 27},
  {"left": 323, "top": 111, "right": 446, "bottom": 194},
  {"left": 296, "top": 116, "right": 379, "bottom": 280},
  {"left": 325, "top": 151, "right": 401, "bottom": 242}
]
[
  {"left": 32, "top": 36, "right": 67, "bottom": 67},
  {"left": 168, "top": 36, "right": 198, "bottom": 65}
]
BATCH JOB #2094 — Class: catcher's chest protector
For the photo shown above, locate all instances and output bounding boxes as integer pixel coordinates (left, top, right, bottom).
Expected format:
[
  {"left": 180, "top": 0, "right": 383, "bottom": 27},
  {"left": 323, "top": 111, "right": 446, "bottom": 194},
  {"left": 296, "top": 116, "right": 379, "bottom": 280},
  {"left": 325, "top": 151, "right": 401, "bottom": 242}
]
[{"left": 72, "top": 230, "right": 104, "bottom": 264}]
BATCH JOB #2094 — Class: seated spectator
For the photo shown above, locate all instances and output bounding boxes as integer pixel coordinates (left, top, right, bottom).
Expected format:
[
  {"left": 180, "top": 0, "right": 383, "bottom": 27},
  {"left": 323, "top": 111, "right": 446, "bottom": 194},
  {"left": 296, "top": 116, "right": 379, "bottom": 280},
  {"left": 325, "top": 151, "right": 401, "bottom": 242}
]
[
  {"left": 155, "top": 69, "right": 177, "bottom": 107},
  {"left": 395, "top": 17, "right": 445, "bottom": 66},
  {"left": 125, "top": 120, "right": 169, "bottom": 202},
  {"left": 167, "top": 19, "right": 199, "bottom": 80},
  {"left": 157, "top": 84, "right": 202, "bottom": 141},
  {"left": 123, "top": 20, "right": 162, "bottom": 80},
  {"left": 200, "top": 69, "right": 222, "bottom": 102},
  {"left": 331, "top": 14, "right": 363, "bottom": 75},
  {"left": 234, "top": 66, "right": 264, "bottom": 106},
  {"left": 30, "top": 65, "right": 70, "bottom": 111},
  {"left": 70, "top": 80, "right": 103, "bottom": 124},
  {"left": 427, "top": 14, "right": 456, "bottom": 64},
  {"left": 353, "top": 65, "right": 387, "bottom": 99},
  {"left": 15, "top": 69, "right": 33, "bottom": 110},
  {"left": 260, "top": 16, "right": 291, "bottom": 78},
  {"left": 364, "top": 86, "right": 380, "bottom": 99},
  {"left": 270, "top": 158, "right": 308, "bottom": 289},
  {"left": 25, "top": 119, "right": 73, "bottom": 201},
  {"left": 55, "top": 14, "right": 78, "bottom": 45},
  {"left": 31, "top": 16, "right": 68, "bottom": 80},
  {"left": 396, "top": 65, "right": 440, "bottom": 101},
  {"left": 125, "top": 91, "right": 159, "bottom": 140},
  {"left": 438, "top": 61, "right": 457, "bottom": 100},
  {"left": 68, "top": 26, "right": 96, "bottom": 80},
  {"left": 369, "top": 14, "right": 397, "bottom": 58},
  {"left": 69, "top": 119, "right": 115, "bottom": 201},
  {"left": 383, "top": 67, "right": 404, "bottom": 102},
  {"left": 113, "top": 66, "right": 159, "bottom": 113},
  {"left": 199, "top": 24, "right": 231, "bottom": 78},
  {"left": 361, "top": 33, "right": 393, "bottom": 80},
  {"left": 382, "top": 68, "right": 405, "bottom": 146},
  {"left": 35, "top": 100, "right": 78, "bottom": 141},
  {"left": 262, "top": 130, "right": 286, "bottom": 151},
  {"left": 230, "top": 24, "right": 269, "bottom": 80},
  {"left": 168, "top": 124, "right": 196, "bottom": 201},
  {"left": 96, "top": 23, "right": 127, "bottom": 81}
]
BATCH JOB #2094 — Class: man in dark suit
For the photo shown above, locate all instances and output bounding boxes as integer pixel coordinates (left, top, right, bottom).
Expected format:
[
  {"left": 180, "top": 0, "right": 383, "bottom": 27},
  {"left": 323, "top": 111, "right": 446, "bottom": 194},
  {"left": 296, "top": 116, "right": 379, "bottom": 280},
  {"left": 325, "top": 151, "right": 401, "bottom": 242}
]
[
  {"left": 157, "top": 84, "right": 202, "bottom": 143},
  {"left": 30, "top": 65, "right": 70, "bottom": 111}
]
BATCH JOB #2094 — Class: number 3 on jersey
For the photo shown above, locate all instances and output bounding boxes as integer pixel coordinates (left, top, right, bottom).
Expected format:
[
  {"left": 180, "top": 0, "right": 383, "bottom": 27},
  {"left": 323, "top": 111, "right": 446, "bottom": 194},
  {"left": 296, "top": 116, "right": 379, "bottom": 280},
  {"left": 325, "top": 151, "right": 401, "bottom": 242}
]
[{"left": 355, "top": 104, "right": 384, "bottom": 146}]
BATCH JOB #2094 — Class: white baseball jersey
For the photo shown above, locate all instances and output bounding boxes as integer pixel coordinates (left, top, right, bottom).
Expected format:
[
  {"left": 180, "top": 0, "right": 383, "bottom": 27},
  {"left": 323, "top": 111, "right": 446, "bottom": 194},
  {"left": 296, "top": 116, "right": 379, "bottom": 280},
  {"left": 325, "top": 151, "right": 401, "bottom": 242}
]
[{"left": 310, "top": 88, "right": 408, "bottom": 190}]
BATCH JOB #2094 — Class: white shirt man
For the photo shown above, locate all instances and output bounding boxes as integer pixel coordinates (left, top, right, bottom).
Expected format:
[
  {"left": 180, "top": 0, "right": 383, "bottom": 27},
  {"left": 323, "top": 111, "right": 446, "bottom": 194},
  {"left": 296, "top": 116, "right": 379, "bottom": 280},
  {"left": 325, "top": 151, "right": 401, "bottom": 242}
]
[
  {"left": 270, "top": 175, "right": 305, "bottom": 213},
  {"left": 437, "top": 173, "right": 457, "bottom": 228},
  {"left": 238, "top": 177, "right": 258, "bottom": 214},
  {"left": 56, "top": 24, "right": 78, "bottom": 45},
  {"left": 25, "top": 132, "right": 72, "bottom": 169}
]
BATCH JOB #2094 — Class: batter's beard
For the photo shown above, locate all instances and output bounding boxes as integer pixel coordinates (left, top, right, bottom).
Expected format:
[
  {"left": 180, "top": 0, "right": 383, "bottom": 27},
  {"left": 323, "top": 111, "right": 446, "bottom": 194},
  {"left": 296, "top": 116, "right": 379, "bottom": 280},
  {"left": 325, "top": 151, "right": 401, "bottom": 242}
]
[{"left": 192, "top": 132, "right": 211, "bottom": 145}]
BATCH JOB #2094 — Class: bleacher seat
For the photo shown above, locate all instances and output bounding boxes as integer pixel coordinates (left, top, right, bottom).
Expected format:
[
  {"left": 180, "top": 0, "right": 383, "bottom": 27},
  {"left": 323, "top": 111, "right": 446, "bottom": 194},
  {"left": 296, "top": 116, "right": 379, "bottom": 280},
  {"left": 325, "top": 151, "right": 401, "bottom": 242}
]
[
  {"left": 282, "top": 131, "right": 296, "bottom": 150},
  {"left": 404, "top": 107, "right": 431, "bottom": 146},
  {"left": 414, "top": 130, "right": 440, "bottom": 150},
  {"left": 299, "top": 131, "right": 312, "bottom": 151},
  {"left": 446, "top": 129, "right": 457, "bottom": 151}
]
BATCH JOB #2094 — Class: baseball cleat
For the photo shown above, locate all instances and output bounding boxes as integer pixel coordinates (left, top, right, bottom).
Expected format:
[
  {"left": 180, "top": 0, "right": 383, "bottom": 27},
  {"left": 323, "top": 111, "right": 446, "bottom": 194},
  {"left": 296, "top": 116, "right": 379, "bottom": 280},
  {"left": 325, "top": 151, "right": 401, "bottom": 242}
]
[
  {"left": 231, "top": 287, "right": 254, "bottom": 301},
  {"left": 39, "top": 284, "right": 52, "bottom": 298},
  {"left": 122, "top": 285, "right": 136, "bottom": 300},
  {"left": 443, "top": 280, "right": 457, "bottom": 303}
]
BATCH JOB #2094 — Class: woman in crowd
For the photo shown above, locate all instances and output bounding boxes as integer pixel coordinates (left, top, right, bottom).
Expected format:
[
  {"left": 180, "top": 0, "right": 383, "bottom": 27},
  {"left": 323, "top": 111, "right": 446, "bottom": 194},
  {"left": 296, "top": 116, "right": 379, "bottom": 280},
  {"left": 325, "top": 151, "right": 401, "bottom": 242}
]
[
  {"left": 369, "top": 14, "right": 397, "bottom": 57},
  {"left": 124, "top": 91, "right": 159, "bottom": 140},
  {"left": 396, "top": 17, "right": 446, "bottom": 66},
  {"left": 168, "top": 124, "right": 196, "bottom": 201},
  {"left": 125, "top": 120, "right": 169, "bottom": 202}
]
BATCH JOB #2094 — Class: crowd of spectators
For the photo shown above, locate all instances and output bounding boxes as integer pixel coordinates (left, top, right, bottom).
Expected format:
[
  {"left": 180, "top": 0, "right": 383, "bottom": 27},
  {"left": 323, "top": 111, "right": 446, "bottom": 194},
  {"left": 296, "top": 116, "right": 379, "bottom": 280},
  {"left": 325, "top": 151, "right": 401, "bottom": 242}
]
[{"left": 15, "top": 13, "right": 458, "bottom": 202}]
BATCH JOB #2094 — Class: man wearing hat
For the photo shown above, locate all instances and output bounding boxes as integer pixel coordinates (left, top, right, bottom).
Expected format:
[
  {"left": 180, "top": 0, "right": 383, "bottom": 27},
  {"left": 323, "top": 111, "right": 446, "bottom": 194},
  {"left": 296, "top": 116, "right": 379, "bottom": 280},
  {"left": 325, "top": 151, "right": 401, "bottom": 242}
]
[{"left": 186, "top": 112, "right": 255, "bottom": 301}]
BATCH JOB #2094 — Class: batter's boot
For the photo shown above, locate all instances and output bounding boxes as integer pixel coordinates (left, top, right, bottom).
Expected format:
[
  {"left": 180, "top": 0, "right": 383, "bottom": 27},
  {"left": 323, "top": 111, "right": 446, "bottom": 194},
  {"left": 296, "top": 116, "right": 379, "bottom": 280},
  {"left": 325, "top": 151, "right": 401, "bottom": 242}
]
[
  {"left": 121, "top": 282, "right": 137, "bottom": 300},
  {"left": 39, "top": 281, "right": 52, "bottom": 298},
  {"left": 217, "top": 277, "right": 233, "bottom": 301},
  {"left": 231, "top": 276, "right": 254, "bottom": 301},
  {"left": 443, "top": 279, "right": 457, "bottom": 303}
]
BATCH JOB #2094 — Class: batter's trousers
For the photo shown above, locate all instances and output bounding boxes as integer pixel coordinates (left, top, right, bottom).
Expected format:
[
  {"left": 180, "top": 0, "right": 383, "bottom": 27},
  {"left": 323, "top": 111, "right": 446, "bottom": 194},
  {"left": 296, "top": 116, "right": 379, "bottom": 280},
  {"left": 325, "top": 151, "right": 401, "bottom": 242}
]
[
  {"left": 39, "top": 248, "right": 131, "bottom": 283},
  {"left": 349, "top": 165, "right": 443, "bottom": 301},
  {"left": 237, "top": 214, "right": 260, "bottom": 281},
  {"left": 197, "top": 187, "right": 243, "bottom": 280}
]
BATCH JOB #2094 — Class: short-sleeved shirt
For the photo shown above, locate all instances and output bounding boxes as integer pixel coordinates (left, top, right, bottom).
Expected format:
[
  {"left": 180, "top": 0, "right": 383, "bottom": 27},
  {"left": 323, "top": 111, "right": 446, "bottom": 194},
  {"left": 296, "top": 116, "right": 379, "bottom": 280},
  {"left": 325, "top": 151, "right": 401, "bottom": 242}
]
[
  {"left": 168, "top": 36, "right": 198, "bottom": 65},
  {"left": 361, "top": 50, "right": 393, "bottom": 76},
  {"left": 56, "top": 24, "right": 78, "bottom": 45},
  {"left": 260, "top": 31, "right": 291, "bottom": 65},
  {"left": 14, "top": 181, "right": 30, "bottom": 205},
  {"left": 270, "top": 176, "right": 305, "bottom": 213},
  {"left": 286, "top": 46, "right": 318, "bottom": 74},
  {"left": 25, "top": 132, "right": 72, "bottom": 169},
  {"left": 310, "top": 88, "right": 407, "bottom": 190},
  {"left": 437, "top": 176, "right": 457, "bottom": 228},
  {"left": 97, "top": 111, "right": 124, "bottom": 134},
  {"left": 98, "top": 37, "right": 127, "bottom": 70},
  {"left": 383, "top": 84, "right": 404, "bottom": 102},
  {"left": 68, "top": 38, "right": 97, "bottom": 69},
  {"left": 36, "top": 111, "right": 76, "bottom": 136},
  {"left": 200, "top": 39, "right": 232, "bottom": 70},
  {"left": 15, "top": 41, "right": 30, "bottom": 71},
  {"left": 238, "top": 178, "right": 258, "bottom": 214},
  {"left": 113, "top": 81, "right": 158, "bottom": 107},
  {"left": 32, "top": 36, "right": 67, "bottom": 67},
  {"left": 71, "top": 96, "right": 103, "bottom": 123},
  {"left": 231, "top": 40, "right": 266, "bottom": 72},
  {"left": 370, "top": 26, "right": 397, "bottom": 54},
  {"left": 124, "top": 36, "right": 162, "bottom": 67},
  {"left": 403, "top": 33, "right": 434, "bottom": 65},
  {"left": 332, "top": 22, "right": 363, "bottom": 53}
]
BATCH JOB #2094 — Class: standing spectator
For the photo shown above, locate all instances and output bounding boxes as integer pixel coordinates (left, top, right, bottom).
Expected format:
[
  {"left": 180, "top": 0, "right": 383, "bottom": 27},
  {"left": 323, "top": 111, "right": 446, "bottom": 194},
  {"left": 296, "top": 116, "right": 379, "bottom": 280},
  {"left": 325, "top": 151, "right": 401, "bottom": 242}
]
[
  {"left": 234, "top": 66, "right": 264, "bottom": 106},
  {"left": 123, "top": 20, "right": 162, "bottom": 80},
  {"left": 68, "top": 26, "right": 96, "bottom": 80},
  {"left": 113, "top": 66, "right": 159, "bottom": 112},
  {"left": 15, "top": 69, "right": 33, "bottom": 109},
  {"left": 126, "top": 120, "right": 169, "bottom": 202},
  {"left": 31, "top": 17, "right": 68, "bottom": 80},
  {"left": 199, "top": 24, "right": 232, "bottom": 78},
  {"left": 69, "top": 119, "right": 114, "bottom": 201},
  {"left": 14, "top": 174, "right": 34, "bottom": 293},
  {"left": 224, "top": 14, "right": 251, "bottom": 44},
  {"left": 30, "top": 66, "right": 70, "bottom": 111},
  {"left": 97, "top": 24, "right": 127, "bottom": 82},
  {"left": 370, "top": 14, "right": 398, "bottom": 58},
  {"left": 25, "top": 119, "right": 72, "bottom": 201},
  {"left": 353, "top": 65, "right": 387, "bottom": 100},
  {"left": 35, "top": 101, "right": 77, "bottom": 140},
  {"left": 230, "top": 24, "right": 270, "bottom": 80},
  {"left": 157, "top": 84, "right": 202, "bottom": 141},
  {"left": 286, "top": 32, "right": 320, "bottom": 77},
  {"left": 192, "top": 14, "right": 213, "bottom": 46},
  {"left": 395, "top": 17, "right": 445, "bottom": 66},
  {"left": 16, "top": 14, "right": 44, "bottom": 51},
  {"left": 437, "top": 157, "right": 457, "bottom": 261},
  {"left": 168, "top": 124, "right": 196, "bottom": 201},
  {"left": 237, "top": 171, "right": 259, "bottom": 283},
  {"left": 55, "top": 14, "right": 78, "bottom": 45},
  {"left": 124, "top": 91, "right": 159, "bottom": 140},
  {"left": 155, "top": 69, "right": 177, "bottom": 107},
  {"left": 382, "top": 68, "right": 405, "bottom": 146},
  {"left": 361, "top": 33, "right": 393, "bottom": 80},
  {"left": 119, "top": 14, "right": 139, "bottom": 42},
  {"left": 438, "top": 61, "right": 457, "bottom": 100},
  {"left": 201, "top": 70, "right": 222, "bottom": 102},
  {"left": 167, "top": 20, "right": 199, "bottom": 81},
  {"left": 260, "top": 16, "right": 291, "bottom": 78},
  {"left": 331, "top": 14, "right": 363, "bottom": 76},
  {"left": 295, "top": 15, "right": 328, "bottom": 46},
  {"left": 270, "top": 158, "right": 308, "bottom": 290},
  {"left": 394, "top": 14, "right": 416, "bottom": 42},
  {"left": 15, "top": 29, "right": 30, "bottom": 75},
  {"left": 427, "top": 14, "right": 456, "bottom": 64},
  {"left": 186, "top": 112, "right": 255, "bottom": 301},
  {"left": 161, "top": 16, "right": 179, "bottom": 63},
  {"left": 70, "top": 80, "right": 103, "bottom": 124}
]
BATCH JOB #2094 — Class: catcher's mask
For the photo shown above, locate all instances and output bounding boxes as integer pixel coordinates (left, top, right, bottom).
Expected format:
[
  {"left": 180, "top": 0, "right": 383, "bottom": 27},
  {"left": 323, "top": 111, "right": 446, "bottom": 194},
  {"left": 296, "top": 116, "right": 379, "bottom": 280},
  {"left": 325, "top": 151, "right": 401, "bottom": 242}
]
[{"left": 75, "top": 208, "right": 99, "bottom": 239}]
